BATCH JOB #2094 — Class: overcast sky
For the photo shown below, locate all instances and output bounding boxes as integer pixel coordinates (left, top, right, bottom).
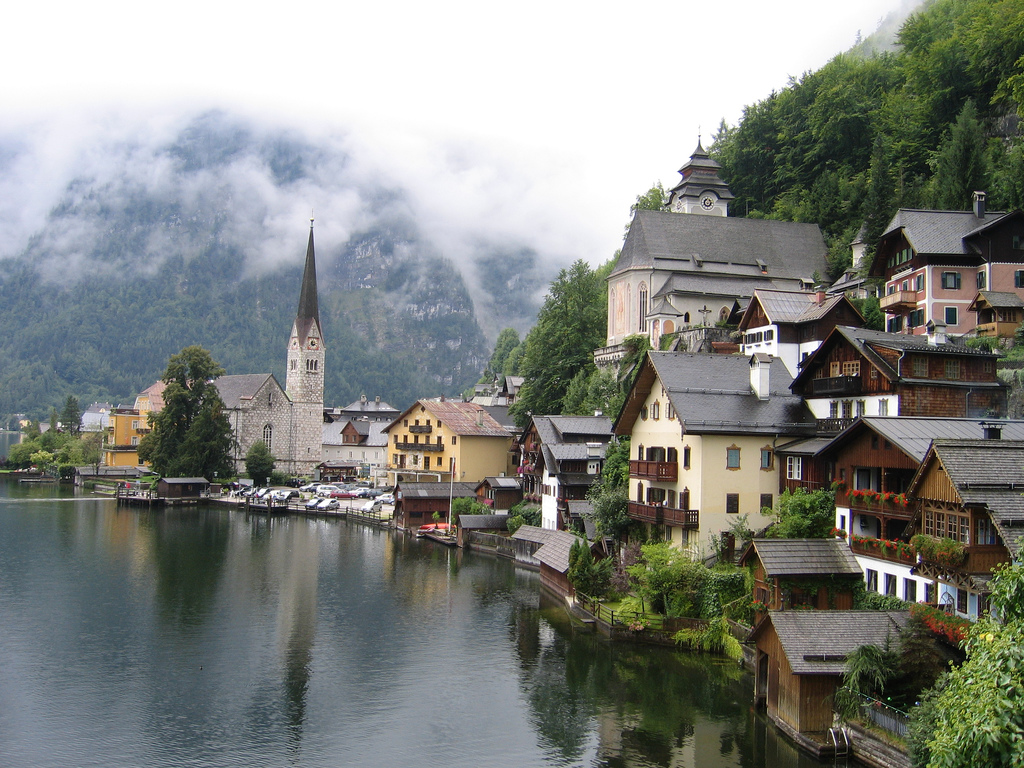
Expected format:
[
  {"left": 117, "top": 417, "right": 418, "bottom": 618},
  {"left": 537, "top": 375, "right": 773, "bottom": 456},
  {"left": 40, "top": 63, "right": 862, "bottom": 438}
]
[{"left": 2, "top": 0, "right": 920, "bottom": 271}]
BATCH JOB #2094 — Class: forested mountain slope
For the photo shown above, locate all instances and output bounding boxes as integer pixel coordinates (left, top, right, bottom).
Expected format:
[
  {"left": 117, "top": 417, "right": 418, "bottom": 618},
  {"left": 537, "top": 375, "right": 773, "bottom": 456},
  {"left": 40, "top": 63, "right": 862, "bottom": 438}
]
[{"left": 0, "top": 112, "right": 547, "bottom": 421}]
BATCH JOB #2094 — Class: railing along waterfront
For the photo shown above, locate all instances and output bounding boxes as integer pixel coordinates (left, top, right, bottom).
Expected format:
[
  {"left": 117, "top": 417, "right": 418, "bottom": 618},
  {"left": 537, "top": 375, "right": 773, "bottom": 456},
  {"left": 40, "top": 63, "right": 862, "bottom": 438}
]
[
  {"left": 841, "top": 689, "right": 909, "bottom": 738},
  {"left": 574, "top": 592, "right": 706, "bottom": 634}
]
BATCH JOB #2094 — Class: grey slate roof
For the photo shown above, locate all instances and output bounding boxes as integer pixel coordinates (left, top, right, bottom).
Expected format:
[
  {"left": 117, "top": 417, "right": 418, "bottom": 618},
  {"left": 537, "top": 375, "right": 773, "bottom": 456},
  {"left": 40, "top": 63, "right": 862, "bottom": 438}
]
[
  {"left": 882, "top": 208, "right": 1007, "bottom": 255},
  {"left": 925, "top": 439, "right": 1024, "bottom": 557},
  {"left": 397, "top": 482, "right": 478, "bottom": 500},
  {"left": 480, "top": 476, "right": 522, "bottom": 490},
  {"left": 764, "top": 610, "right": 909, "bottom": 675},
  {"left": 749, "top": 538, "right": 862, "bottom": 577},
  {"left": 647, "top": 352, "right": 815, "bottom": 435},
  {"left": 612, "top": 210, "right": 827, "bottom": 280},
  {"left": 533, "top": 530, "right": 586, "bottom": 574},
  {"left": 457, "top": 514, "right": 509, "bottom": 530},
  {"left": 833, "top": 417, "right": 1024, "bottom": 463},
  {"left": 973, "top": 291, "right": 1024, "bottom": 309},
  {"left": 743, "top": 289, "right": 858, "bottom": 328},
  {"left": 214, "top": 374, "right": 281, "bottom": 408},
  {"left": 511, "top": 525, "right": 556, "bottom": 545}
]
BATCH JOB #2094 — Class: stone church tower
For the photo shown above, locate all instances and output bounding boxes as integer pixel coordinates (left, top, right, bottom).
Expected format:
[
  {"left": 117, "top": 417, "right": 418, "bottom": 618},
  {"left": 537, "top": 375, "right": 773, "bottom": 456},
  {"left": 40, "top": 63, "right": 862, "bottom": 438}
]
[
  {"left": 285, "top": 218, "right": 325, "bottom": 473},
  {"left": 666, "top": 140, "right": 734, "bottom": 216}
]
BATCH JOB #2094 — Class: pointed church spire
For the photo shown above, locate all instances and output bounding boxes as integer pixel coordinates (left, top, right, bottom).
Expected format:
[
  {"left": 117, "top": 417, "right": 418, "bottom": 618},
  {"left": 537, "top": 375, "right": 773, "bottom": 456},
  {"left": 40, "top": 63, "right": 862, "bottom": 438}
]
[{"left": 295, "top": 216, "right": 320, "bottom": 337}]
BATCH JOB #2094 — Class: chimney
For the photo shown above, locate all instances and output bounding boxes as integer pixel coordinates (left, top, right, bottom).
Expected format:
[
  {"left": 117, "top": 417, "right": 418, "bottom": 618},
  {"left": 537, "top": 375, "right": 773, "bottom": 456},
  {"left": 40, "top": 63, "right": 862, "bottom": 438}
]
[
  {"left": 974, "top": 190, "right": 986, "bottom": 218},
  {"left": 587, "top": 442, "right": 603, "bottom": 457},
  {"left": 594, "top": 409, "right": 603, "bottom": 417},
  {"left": 926, "top": 319, "right": 948, "bottom": 346},
  {"left": 749, "top": 353, "right": 771, "bottom": 400},
  {"left": 814, "top": 288, "right": 826, "bottom": 305},
  {"left": 360, "top": 394, "right": 367, "bottom": 404},
  {"left": 375, "top": 396, "right": 380, "bottom": 403},
  {"left": 981, "top": 421, "right": 1003, "bottom": 440}
]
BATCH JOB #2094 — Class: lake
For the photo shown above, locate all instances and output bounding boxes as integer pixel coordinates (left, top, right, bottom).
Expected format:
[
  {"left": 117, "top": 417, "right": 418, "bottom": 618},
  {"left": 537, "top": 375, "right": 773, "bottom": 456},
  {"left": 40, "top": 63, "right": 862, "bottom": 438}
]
[{"left": 0, "top": 480, "right": 827, "bottom": 767}]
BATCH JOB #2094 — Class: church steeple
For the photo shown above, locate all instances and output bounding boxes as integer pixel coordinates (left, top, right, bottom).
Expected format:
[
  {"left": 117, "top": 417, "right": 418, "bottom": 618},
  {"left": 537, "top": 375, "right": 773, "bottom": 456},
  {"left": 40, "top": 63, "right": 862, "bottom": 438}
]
[
  {"left": 286, "top": 218, "right": 325, "bottom": 407},
  {"left": 666, "top": 139, "right": 734, "bottom": 216},
  {"left": 295, "top": 217, "right": 321, "bottom": 340}
]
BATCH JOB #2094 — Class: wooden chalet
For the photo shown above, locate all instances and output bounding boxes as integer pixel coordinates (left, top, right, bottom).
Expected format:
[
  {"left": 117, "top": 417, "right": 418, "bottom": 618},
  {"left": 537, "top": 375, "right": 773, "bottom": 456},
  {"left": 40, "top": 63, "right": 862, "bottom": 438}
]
[
  {"left": 157, "top": 477, "right": 209, "bottom": 499},
  {"left": 394, "top": 481, "right": 478, "bottom": 530},
  {"left": 791, "top": 324, "right": 1007, "bottom": 435},
  {"left": 750, "top": 610, "right": 908, "bottom": 748},
  {"left": 740, "top": 539, "right": 862, "bottom": 612},
  {"left": 509, "top": 525, "right": 586, "bottom": 598},
  {"left": 456, "top": 513, "right": 510, "bottom": 548},
  {"left": 474, "top": 476, "right": 523, "bottom": 511},
  {"left": 969, "top": 290, "right": 1024, "bottom": 339},
  {"left": 907, "top": 438, "right": 1024, "bottom": 619}
]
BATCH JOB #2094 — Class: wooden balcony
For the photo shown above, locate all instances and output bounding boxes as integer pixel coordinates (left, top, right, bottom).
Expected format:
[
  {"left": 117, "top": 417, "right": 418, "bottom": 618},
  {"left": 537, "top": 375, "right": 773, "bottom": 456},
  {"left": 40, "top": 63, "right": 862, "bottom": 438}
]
[
  {"left": 627, "top": 501, "right": 698, "bottom": 529},
  {"left": 880, "top": 290, "right": 918, "bottom": 312},
  {"left": 975, "top": 320, "right": 1021, "bottom": 339},
  {"left": 395, "top": 441, "right": 444, "bottom": 452},
  {"left": 409, "top": 425, "right": 433, "bottom": 434},
  {"left": 630, "top": 459, "right": 678, "bottom": 481},
  {"left": 850, "top": 536, "right": 917, "bottom": 566},
  {"left": 816, "top": 417, "right": 855, "bottom": 435},
  {"left": 808, "top": 375, "right": 861, "bottom": 397},
  {"left": 843, "top": 495, "right": 916, "bottom": 520},
  {"left": 962, "top": 546, "right": 1012, "bottom": 575}
]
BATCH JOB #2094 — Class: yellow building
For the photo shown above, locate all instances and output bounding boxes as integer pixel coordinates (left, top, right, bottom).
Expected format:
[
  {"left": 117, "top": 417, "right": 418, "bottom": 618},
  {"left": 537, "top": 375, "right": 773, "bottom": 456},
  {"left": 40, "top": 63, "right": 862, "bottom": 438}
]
[
  {"left": 103, "top": 382, "right": 166, "bottom": 468},
  {"left": 384, "top": 399, "right": 513, "bottom": 485},
  {"left": 615, "top": 352, "right": 816, "bottom": 557}
]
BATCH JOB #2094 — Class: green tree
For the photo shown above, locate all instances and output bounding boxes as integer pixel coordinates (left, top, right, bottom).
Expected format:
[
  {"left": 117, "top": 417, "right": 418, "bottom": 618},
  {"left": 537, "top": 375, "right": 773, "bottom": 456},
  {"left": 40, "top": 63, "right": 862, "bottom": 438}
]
[
  {"left": 921, "top": 561, "right": 1024, "bottom": 767},
  {"left": 928, "top": 100, "right": 988, "bottom": 210},
  {"left": 510, "top": 260, "right": 606, "bottom": 426},
  {"left": 487, "top": 328, "right": 520, "bottom": 379},
  {"left": 60, "top": 396, "right": 81, "bottom": 436},
  {"left": 244, "top": 440, "right": 275, "bottom": 486},
  {"left": 567, "top": 539, "right": 613, "bottom": 598},
  {"left": 627, "top": 542, "right": 688, "bottom": 614},
  {"left": 764, "top": 487, "right": 836, "bottom": 539},
  {"left": 138, "top": 345, "right": 233, "bottom": 479}
]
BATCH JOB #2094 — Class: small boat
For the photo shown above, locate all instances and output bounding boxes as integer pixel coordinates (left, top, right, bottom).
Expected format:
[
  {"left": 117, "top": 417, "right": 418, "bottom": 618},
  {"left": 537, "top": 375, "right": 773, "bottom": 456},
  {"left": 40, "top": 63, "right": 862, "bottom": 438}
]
[{"left": 416, "top": 522, "right": 452, "bottom": 537}]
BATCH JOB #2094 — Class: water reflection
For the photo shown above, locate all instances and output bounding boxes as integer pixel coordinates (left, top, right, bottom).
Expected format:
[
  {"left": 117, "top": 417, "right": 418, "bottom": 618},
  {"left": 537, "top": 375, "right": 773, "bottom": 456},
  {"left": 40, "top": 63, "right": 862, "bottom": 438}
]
[{"left": 0, "top": 487, "right": 828, "bottom": 768}]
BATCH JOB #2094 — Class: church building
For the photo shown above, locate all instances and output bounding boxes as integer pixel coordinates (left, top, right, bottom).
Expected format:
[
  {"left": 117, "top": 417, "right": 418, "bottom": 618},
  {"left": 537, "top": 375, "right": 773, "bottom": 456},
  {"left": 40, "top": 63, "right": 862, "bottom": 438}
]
[
  {"left": 216, "top": 219, "right": 325, "bottom": 477},
  {"left": 602, "top": 141, "right": 829, "bottom": 357}
]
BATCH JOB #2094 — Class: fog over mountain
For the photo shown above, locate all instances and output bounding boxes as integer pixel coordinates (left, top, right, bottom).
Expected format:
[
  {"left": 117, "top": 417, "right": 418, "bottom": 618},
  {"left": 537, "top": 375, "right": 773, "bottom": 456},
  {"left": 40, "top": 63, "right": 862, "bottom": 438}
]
[{"left": 0, "top": 109, "right": 588, "bottom": 419}]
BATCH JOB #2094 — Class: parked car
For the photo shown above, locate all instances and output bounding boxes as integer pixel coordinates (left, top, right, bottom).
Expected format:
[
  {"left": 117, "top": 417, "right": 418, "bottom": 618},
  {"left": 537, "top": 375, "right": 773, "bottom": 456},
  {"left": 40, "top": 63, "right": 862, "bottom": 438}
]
[
  {"left": 359, "top": 499, "right": 382, "bottom": 513},
  {"left": 271, "top": 489, "right": 299, "bottom": 502},
  {"left": 299, "top": 482, "right": 320, "bottom": 493},
  {"left": 330, "top": 488, "right": 360, "bottom": 499},
  {"left": 316, "top": 485, "right": 342, "bottom": 497},
  {"left": 377, "top": 493, "right": 395, "bottom": 505},
  {"left": 356, "top": 487, "right": 383, "bottom": 498},
  {"left": 316, "top": 497, "right": 340, "bottom": 511},
  {"left": 304, "top": 496, "right": 322, "bottom": 510}
]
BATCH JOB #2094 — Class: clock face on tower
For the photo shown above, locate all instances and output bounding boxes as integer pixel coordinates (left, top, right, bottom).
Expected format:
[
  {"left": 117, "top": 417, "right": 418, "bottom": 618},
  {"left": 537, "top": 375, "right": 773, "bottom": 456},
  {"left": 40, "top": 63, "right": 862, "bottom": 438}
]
[
  {"left": 700, "top": 195, "right": 715, "bottom": 210},
  {"left": 308, "top": 338, "right": 319, "bottom": 350}
]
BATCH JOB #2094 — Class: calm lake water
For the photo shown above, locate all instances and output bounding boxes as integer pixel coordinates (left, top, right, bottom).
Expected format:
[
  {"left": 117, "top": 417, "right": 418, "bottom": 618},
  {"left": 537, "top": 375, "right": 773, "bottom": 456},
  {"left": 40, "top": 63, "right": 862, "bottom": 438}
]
[{"left": 0, "top": 479, "right": 827, "bottom": 768}]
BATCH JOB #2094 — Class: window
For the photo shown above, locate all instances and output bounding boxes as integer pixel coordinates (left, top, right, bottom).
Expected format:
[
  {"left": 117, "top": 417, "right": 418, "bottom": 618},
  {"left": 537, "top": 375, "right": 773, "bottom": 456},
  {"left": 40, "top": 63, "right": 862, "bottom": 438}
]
[
  {"left": 726, "top": 494, "right": 739, "bottom": 514},
  {"left": 638, "top": 284, "right": 649, "bottom": 332},
  {"left": 976, "top": 517, "right": 999, "bottom": 546},
  {"left": 841, "top": 400, "right": 853, "bottom": 419},
  {"left": 945, "top": 306, "right": 958, "bottom": 326},
  {"left": 842, "top": 361, "right": 861, "bottom": 376},
  {"left": 924, "top": 583, "right": 934, "bottom": 604},
  {"left": 885, "top": 574, "right": 897, "bottom": 596},
  {"left": 760, "top": 493, "right": 773, "bottom": 512},
  {"left": 887, "top": 316, "right": 904, "bottom": 333},
  {"left": 908, "top": 309, "right": 924, "bottom": 328},
  {"left": 945, "top": 359, "right": 961, "bottom": 379},
  {"left": 452, "top": 436, "right": 457, "bottom": 445},
  {"left": 760, "top": 447, "right": 773, "bottom": 470},
  {"left": 912, "top": 356, "right": 928, "bottom": 378},
  {"left": 650, "top": 402, "right": 660, "bottom": 420},
  {"left": 290, "top": 360, "right": 297, "bottom": 371},
  {"left": 904, "top": 579, "right": 917, "bottom": 603},
  {"left": 1016, "top": 270, "right": 1024, "bottom": 288},
  {"left": 666, "top": 402, "right": 676, "bottom": 420},
  {"left": 879, "top": 400, "right": 889, "bottom": 416},
  {"left": 977, "top": 271, "right": 987, "bottom": 289},
  {"left": 726, "top": 446, "right": 740, "bottom": 470},
  {"left": 856, "top": 400, "right": 866, "bottom": 417},
  {"left": 263, "top": 424, "right": 273, "bottom": 453},
  {"left": 131, "top": 420, "right": 139, "bottom": 430},
  {"left": 830, "top": 401, "right": 839, "bottom": 418},
  {"left": 941, "top": 271, "right": 961, "bottom": 290},
  {"left": 915, "top": 274, "right": 924, "bottom": 291},
  {"left": 640, "top": 406, "right": 648, "bottom": 420},
  {"left": 957, "top": 589, "right": 968, "bottom": 614},
  {"left": 786, "top": 456, "right": 803, "bottom": 480},
  {"left": 682, "top": 446, "right": 691, "bottom": 469},
  {"left": 866, "top": 569, "right": 878, "bottom": 592},
  {"left": 131, "top": 436, "right": 139, "bottom": 446},
  {"left": 306, "top": 358, "right": 319, "bottom": 372}
]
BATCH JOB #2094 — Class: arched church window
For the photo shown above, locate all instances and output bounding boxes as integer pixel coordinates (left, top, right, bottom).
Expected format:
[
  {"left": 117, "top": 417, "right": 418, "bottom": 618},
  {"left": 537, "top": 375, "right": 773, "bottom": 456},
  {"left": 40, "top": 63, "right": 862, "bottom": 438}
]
[
  {"left": 263, "top": 424, "right": 273, "bottom": 453},
  {"left": 306, "top": 359, "right": 319, "bottom": 372},
  {"left": 684, "top": 312, "right": 690, "bottom": 323},
  {"left": 638, "top": 283, "right": 648, "bottom": 332},
  {"left": 719, "top": 307, "right": 729, "bottom": 323}
]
